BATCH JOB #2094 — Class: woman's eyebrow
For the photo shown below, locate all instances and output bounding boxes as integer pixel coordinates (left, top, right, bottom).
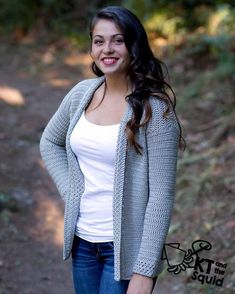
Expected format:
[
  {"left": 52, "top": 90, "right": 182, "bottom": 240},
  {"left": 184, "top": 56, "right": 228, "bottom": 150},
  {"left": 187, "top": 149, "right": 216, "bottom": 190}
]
[{"left": 93, "top": 33, "right": 124, "bottom": 38}]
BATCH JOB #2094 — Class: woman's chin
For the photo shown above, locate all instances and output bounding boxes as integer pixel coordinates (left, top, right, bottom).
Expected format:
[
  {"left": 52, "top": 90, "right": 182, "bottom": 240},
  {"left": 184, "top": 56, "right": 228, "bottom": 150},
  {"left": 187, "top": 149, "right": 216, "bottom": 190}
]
[{"left": 102, "top": 69, "right": 127, "bottom": 78}]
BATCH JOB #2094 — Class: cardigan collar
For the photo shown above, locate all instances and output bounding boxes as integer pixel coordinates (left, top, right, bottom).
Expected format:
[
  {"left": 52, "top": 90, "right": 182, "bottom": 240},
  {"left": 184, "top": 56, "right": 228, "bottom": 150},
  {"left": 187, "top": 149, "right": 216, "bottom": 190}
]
[{"left": 68, "top": 76, "right": 133, "bottom": 140}]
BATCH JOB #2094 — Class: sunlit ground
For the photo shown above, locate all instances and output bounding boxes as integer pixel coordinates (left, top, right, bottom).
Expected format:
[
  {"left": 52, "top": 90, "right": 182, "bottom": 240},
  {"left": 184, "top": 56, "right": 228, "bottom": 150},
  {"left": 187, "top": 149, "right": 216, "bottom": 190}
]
[{"left": 0, "top": 86, "right": 25, "bottom": 106}]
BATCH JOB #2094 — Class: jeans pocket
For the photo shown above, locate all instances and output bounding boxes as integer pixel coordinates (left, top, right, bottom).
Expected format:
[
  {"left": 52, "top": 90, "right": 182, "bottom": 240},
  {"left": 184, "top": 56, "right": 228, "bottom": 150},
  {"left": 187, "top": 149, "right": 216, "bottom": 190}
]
[{"left": 107, "top": 241, "right": 114, "bottom": 249}]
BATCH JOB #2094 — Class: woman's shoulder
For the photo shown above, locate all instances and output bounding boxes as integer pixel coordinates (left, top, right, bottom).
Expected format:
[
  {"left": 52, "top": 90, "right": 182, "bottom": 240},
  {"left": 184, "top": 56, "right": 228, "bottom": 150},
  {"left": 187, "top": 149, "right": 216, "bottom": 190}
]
[
  {"left": 148, "top": 95, "right": 169, "bottom": 112},
  {"left": 147, "top": 96, "right": 179, "bottom": 134},
  {"left": 57, "top": 77, "right": 104, "bottom": 115},
  {"left": 63, "top": 76, "right": 104, "bottom": 107},
  {"left": 69, "top": 76, "right": 104, "bottom": 96}
]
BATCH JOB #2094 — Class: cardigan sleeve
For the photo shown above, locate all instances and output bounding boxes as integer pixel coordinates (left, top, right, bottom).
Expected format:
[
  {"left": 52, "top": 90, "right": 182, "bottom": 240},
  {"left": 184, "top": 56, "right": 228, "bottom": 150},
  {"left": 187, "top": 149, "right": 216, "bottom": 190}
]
[
  {"left": 39, "top": 89, "right": 73, "bottom": 201},
  {"left": 132, "top": 99, "right": 180, "bottom": 277}
]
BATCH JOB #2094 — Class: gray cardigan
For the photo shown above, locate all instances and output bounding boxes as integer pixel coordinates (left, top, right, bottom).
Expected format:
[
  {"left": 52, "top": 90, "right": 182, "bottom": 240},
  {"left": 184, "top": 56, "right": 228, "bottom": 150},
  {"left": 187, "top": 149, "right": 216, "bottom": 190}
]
[{"left": 39, "top": 76, "right": 180, "bottom": 281}]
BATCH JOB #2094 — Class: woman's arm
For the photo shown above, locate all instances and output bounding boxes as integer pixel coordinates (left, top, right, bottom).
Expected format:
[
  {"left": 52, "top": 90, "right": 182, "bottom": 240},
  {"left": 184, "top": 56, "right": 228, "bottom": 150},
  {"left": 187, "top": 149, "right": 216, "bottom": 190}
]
[
  {"left": 132, "top": 99, "right": 180, "bottom": 279},
  {"left": 39, "top": 90, "right": 73, "bottom": 201}
]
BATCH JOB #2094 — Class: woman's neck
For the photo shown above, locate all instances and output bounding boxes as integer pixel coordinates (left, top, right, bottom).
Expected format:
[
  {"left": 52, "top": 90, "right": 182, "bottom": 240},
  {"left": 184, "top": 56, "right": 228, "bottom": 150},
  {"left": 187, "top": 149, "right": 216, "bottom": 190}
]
[{"left": 104, "top": 74, "right": 133, "bottom": 98}]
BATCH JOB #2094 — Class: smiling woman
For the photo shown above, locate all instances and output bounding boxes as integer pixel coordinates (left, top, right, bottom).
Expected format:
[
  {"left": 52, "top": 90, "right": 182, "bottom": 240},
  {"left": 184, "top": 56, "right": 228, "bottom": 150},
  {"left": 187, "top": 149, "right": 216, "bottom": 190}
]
[{"left": 40, "top": 5, "right": 185, "bottom": 294}]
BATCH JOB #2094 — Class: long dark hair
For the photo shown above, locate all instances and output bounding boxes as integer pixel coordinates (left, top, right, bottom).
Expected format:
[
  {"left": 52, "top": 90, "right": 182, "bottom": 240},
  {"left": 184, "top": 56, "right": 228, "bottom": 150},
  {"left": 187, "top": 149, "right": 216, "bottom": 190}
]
[{"left": 89, "top": 6, "right": 185, "bottom": 153}]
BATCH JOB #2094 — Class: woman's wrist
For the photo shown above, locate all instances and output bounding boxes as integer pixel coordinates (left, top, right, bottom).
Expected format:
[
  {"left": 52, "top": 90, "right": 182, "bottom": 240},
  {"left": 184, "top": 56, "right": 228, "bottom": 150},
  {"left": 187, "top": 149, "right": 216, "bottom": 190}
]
[{"left": 126, "top": 273, "right": 154, "bottom": 294}]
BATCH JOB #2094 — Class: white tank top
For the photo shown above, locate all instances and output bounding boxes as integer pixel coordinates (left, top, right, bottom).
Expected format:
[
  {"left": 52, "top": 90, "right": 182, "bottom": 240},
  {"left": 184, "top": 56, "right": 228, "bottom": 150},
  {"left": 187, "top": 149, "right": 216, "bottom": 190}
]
[{"left": 70, "top": 110, "right": 120, "bottom": 242}]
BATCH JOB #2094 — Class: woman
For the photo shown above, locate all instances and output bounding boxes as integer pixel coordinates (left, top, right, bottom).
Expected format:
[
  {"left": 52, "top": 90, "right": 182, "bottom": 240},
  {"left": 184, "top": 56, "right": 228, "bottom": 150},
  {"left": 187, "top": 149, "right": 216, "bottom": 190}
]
[{"left": 40, "top": 6, "right": 185, "bottom": 294}]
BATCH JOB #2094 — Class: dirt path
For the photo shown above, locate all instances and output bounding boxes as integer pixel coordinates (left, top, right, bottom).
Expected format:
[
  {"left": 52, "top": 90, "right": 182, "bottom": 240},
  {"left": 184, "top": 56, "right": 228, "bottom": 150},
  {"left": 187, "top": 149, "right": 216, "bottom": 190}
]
[{"left": 0, "top": 44, "right": 82, "bottom": 294}]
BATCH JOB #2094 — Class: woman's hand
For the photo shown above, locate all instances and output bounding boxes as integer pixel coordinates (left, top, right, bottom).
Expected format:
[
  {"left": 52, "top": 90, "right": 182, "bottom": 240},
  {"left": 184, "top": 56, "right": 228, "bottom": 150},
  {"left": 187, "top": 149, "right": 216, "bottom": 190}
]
[{"left": 126, "top": 273, "right": 154, "bottom": 294}]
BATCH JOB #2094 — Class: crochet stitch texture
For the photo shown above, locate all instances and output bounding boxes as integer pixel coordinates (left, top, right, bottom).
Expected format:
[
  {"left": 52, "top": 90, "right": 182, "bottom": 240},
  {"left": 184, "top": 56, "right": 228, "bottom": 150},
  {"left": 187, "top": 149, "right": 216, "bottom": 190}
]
[{"left": 40, "top": 76, "right": 180, "bottom": 281}]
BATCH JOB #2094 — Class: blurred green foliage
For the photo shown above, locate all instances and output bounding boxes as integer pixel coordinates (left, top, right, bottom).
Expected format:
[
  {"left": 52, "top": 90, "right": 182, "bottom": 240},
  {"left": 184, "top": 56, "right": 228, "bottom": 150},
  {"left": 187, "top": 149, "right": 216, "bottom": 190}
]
[
  {"left": 143, "top": 3, "right": 235, "bottom": 41},
  {"left": 125, "top": 0, "right": 235, "bottom": 28},
  {"left": 0, "top": 0, "right": 235, "bottom": 37},
  {"left": 0, "top": 0, "right": 121, "bottom": 35},
  {"left": 0, "top": 0, "right": 38, "bottom": 32}
]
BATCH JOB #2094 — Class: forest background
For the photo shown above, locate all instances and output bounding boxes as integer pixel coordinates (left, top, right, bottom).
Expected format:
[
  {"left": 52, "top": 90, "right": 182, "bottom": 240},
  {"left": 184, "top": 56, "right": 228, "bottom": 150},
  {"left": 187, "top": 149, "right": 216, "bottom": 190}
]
[{"left": 0, "top": 0, "right": 234, "bottom": 293}]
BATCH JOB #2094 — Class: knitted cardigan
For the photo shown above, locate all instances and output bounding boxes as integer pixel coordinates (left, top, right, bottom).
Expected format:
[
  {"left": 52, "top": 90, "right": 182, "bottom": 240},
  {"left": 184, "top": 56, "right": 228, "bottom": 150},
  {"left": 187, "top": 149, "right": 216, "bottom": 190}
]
[{"left": 39, "top": 76, "right": 180, "bottom": 281}]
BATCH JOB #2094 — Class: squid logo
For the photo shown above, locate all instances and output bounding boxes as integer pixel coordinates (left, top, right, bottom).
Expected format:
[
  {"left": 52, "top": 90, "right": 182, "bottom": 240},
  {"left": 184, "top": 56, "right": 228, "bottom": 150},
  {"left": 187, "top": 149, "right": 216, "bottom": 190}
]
[
  {"left": 161, "top": 240, "right": 212, "bottom": 274},
  {"left": 161, "top": 240, "right": 226, "bottom": 287}
]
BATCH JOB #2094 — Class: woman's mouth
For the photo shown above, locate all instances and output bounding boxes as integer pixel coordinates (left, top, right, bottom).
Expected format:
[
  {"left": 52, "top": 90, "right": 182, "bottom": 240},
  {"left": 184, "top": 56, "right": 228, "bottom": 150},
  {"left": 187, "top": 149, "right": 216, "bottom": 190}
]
[{"left": 101, "top": 58, "right": 119, "bottom": 65}]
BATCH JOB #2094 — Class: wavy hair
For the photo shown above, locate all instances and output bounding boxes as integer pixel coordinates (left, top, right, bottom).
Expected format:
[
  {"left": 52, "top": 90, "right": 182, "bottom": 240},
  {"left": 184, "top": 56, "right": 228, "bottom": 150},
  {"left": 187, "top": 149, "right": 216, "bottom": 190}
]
[{"left": 89, "top": 6, "right": 186, "bottom": 154}]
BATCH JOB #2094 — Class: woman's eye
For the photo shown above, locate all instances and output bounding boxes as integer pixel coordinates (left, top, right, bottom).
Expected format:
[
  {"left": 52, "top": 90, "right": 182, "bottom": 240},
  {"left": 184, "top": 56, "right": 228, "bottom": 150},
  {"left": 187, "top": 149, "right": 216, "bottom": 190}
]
[
  {"left": 114, "top": 39, "right": 124, "bottom": 44},
  {"left": 94, "top": 40, "right": 103, "bottom": 45}
]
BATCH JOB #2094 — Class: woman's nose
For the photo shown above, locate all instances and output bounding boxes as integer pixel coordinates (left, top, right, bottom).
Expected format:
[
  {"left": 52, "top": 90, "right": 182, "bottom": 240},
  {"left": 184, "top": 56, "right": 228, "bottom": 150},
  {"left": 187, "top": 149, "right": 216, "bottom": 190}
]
[{"left": 103, "top": 42, "right": 114, "bottom": 54}]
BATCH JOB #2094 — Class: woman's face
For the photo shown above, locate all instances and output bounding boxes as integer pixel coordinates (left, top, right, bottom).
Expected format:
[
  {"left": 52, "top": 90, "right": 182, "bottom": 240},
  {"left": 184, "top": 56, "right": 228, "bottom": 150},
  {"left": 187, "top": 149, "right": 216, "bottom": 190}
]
[{"left": 90, "top": 19, "right": 130, "bottom": 77}]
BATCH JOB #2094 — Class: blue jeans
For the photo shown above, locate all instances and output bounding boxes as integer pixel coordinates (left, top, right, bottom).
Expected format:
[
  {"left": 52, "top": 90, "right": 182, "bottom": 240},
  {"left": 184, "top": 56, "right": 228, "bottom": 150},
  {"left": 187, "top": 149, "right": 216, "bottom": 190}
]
[{"left": 71, "top": 235, "right": 130, "bottom": 294}]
